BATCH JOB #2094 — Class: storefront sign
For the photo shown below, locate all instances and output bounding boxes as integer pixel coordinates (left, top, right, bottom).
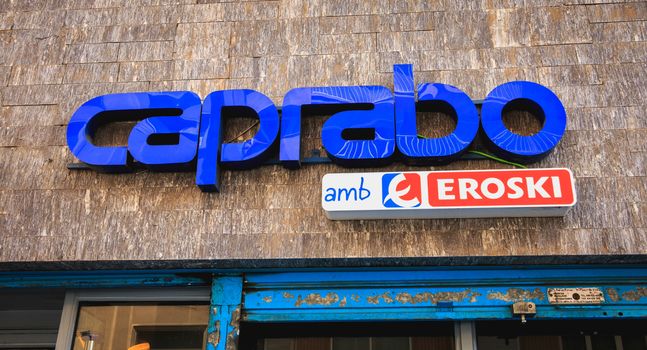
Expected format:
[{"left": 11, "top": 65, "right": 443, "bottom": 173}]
[
  {"left": 66, "top": 64, "right": 567, "bottom": 192},
  {"left": 322, "top": 168, "right": 576, "bottom": 220}
]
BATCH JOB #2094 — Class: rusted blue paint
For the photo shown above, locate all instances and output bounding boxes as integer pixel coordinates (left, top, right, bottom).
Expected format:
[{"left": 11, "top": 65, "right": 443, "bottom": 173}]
[
  {"left": 1, "top": 266, "right": 646, "bottom": 327},
  {"left": 243, "top": 267, "right": 647, "bottom": 322},
  {"left": 207, "top": 276, "right": 243, "bottom": 350}
]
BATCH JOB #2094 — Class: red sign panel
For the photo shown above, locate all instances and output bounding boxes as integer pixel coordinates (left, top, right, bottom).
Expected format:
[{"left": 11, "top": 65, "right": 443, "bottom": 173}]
[{"left": 427, "top": 168, "right": 576, "bottom": 208}]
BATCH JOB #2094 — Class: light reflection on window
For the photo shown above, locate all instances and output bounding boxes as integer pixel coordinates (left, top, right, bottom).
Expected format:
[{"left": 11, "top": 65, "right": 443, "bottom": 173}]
[{"left": 72, "top": 304, "right": 208, "bottom": 350}]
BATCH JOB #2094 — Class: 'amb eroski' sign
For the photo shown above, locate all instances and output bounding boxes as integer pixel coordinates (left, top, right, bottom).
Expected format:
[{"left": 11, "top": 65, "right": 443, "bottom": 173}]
[{"left": 322, "top": 168, "right": 576, "bottom": 220}]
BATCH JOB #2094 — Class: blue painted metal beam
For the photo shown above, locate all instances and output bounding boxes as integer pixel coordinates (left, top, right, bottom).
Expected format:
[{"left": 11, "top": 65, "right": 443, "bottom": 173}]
[
  {"left": 245, "top": 266, "right": 647, "bottom": 286},
  {"left": 5, "top": 265, "right": 644, "bottom": 289},
  {"left": 243, "top": 267, "right": 647, "bottom": 322},
  {"left": 243, "top": 305, "right": 647, "bottom": 323},
  {"left": 0, "top": 271, "right": 211, "bottom": 288},
  {"left": 2, "top": 266, "right": 646, "bottom": 324},
  {"left": 207, "top": 276, "right": 243, "bottom": 350}
]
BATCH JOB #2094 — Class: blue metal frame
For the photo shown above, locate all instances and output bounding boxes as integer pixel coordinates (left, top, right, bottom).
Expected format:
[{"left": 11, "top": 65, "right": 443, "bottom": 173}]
[
  {"left": 207, "top": 276, "right": 243, "bottom": 350},
  {"left": 0, "top": 271, "right": 211, "bottom": 288},
  {"left": 1, "top": 265, "right": 645, "bottom": 350},
  {"left": 242, "top": 266, "right": 647, "bottom": 322}
]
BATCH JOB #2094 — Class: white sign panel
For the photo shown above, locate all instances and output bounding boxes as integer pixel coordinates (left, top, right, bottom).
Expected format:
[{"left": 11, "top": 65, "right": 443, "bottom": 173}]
[{"left": 321, "top": 168, "right": 576, "bottom": 220}]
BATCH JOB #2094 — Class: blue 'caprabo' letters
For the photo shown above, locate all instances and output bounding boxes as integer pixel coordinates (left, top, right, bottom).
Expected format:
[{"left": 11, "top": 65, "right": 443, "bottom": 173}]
[
  {"left": 394, "top": 64, "right": 480, "bottom": 165},
  {"left": 66, "top": 64, "right": 568, "bottom": 192},
  {"left": 196, "top": 89, "right": 279, "bottom": 192},
  {"left": 67, "top": 91, "right": 201, "bottom": 172},
  {"left": 280, "top": 86, "right": 395, "bottom": 168},
  {"left": 480, "top": 81, "right": 567, "bottom": 163}
]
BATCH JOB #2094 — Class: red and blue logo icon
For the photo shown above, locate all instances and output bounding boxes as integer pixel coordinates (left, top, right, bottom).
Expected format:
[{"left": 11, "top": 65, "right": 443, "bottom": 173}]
[{"left": 382, "top": 173, "right": 422, "bottom": 208}]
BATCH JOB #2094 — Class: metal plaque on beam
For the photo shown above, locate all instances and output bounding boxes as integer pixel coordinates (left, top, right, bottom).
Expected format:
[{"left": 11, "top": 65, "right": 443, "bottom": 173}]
[{"left": 547, "top": 288, "right": 605, "bottom": 305}]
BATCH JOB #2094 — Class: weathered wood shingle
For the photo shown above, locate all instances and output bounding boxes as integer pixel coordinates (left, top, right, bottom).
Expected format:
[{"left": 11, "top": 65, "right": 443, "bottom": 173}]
[{"left": 0, "top": 0, "right": 645, "bottom": 265}]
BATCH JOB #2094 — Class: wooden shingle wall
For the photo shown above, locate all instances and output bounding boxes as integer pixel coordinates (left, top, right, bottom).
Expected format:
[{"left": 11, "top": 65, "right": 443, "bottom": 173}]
[{"left": 0, "top": 0, "right": 645, "bottom": 264}]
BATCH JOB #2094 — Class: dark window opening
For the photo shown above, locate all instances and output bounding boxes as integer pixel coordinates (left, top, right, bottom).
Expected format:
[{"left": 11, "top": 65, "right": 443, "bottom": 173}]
[
  {"left": 239, "top": 321, "right": 455, "bottom": 350},
  {"left": 0, "top": 288, "right": 65, "bottom": 350},
  {"left": 134, "top": 325, "right": 206, "bottom": 349},
  {"left": 477, "top": 319, "right": 647, "bottom": 350}
]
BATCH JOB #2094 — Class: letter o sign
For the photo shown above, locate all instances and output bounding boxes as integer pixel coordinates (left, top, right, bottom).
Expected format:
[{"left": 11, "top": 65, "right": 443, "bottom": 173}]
[{"left": 481, "top": 81, "right": 567, "bottom": 164}]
